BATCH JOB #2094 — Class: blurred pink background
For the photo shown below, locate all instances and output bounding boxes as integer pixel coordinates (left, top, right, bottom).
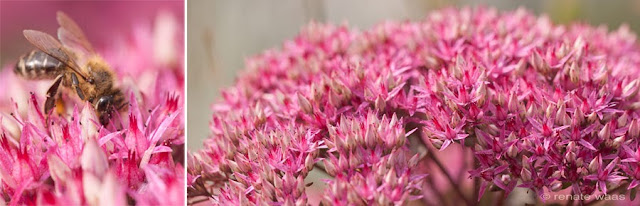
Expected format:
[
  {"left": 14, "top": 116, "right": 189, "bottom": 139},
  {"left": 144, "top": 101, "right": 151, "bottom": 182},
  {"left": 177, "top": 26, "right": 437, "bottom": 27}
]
[{"left": 0, "top": 0, "right": 184, "bottom": 67}]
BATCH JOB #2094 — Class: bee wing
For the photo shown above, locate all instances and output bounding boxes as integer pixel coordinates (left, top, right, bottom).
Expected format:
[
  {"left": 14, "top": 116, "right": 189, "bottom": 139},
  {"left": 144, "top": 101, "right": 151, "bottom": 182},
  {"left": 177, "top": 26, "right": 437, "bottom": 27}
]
[
  {"left": 56, "top": 11, "right": 95, "bottom": 66},
  {"left": 22, "top": 30, "right": 89, "bottom": 80}
]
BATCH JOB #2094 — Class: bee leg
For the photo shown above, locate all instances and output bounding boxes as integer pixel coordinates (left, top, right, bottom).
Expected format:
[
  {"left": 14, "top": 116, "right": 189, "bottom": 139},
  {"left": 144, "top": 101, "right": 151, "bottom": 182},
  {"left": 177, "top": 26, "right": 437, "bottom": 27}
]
[
  {"left": 70, "top": 72, "right": 85, "bottom": 100},
  {"left": 44, "top": 74, "right": 64, "bottom": 117}
]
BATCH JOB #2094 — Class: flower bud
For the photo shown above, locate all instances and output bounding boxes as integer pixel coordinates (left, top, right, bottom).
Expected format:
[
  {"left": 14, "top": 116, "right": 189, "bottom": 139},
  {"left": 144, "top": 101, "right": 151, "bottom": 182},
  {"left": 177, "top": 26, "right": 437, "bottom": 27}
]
[
  {"left": 521, "top": 168, "right": 532, "bottom": 182},
  {"left": 569, "top": 62, "right": 580, "bottom": 83},
  {"left": 374, "top": 96, "right": 386, "bottom": 112},
  {"left": 349, "top": 154, "right": 361, "bottom": 169},
  {"left": 507, "top": 144, "right": 518, "bottom": 158},
  {"left": 365, "top": 126, "right": 378, "bottom": 148},
  {"left": 550, "top": 182, "right": 563, "bottom": 192},
  {"left": 395, "top": 130, "right": 406, "bottom": 147},
  {"left": 531, "top": 50, "right": 550, "bottom": 74},
  {"left": 486, "top": 124, "right": 499, "bottom": 136},
  {"left": 617, "top": 112, "right": 629, "bottom": 127},
  {"left": 521, "top": 155, "right": 530, "bottom": 168},
  {"left": 431, "top": 139, "right": 443, "bottom": 150},
  {"left": 425, "top": 55, "right": 440, "bottom": 69},
  {"left": 254, "top": 103, "right": 266, "bottom": 125},
  {"left": 228, "top": 160, "right": 240, "bottom": 174},
  {"left": 557, "top": 43, "right": 569, "bottom": 58},
  {"left": 386, "top": 152, "right": 397, "bottom": 168},
  {"left": 573, "top": 106, "right": 585, "bottom": 124},
  {"left": 555, "top": 103, "right": 570, "bottom": 126},
  {"left": 81, "top": 139, "right": 108, "bottom": 178},
  {"left": 573, "top": 36, "right": 585, "bottom": 60},
  {"left": 545, "top": 104, "right": 554, "bottom": 118},
  {"left": 623, "top": 79, "right": 640, "bottom": 99},
  {"left": 297, "top": 92, "right": 313, "bottom": 114},
  {"left": 475, "top": 82, "right": 488, "bottom": 106},
  {"left": 323, "top": 160, "right": 337, "bottom": 176},
  {"left": 408, "top": 154, "right": 421, "bottom": 168},
  {"left": 587, "top": 112, "right": 598, "bottom": 123},
  {"left": 384, "top": 169, "right": 397, "bottom": 186},
  {"left": 507, "top": 91, "right": 518, "bottom": 113},
  {"left": 338, "top": 155, "right": 348, "bottom": 171},
  {"left": 304, "top": 154, "right": 315, "bottom": 172},
  {"left": 453, "top": 55, "right": 465, "bottom": 79},
  {"left": 593, "top": 65, "right": 608, "bottom": 85},
  {"left": 398, "top": 173, "right": 409, "bottom": 188},
  {"left": 514, "top": 59, "right": 527, "bottom": 76},
  {"left": 567, "top": 141, "right": 576, "bottom": 152},
  {"left": 613, "top": 136, "right": 625, "bottom": 149},
  {"left": 347, "top": 190, "right": 364, "bottom": 205},
  {"left": 48, "top": 155, "right": 71, "bottom": 185},
  {"left": 295, "top": 197, "right": 306, "bottom": 206},
  {"left": 283, "top": 198, "right": 294, "bottom": 206},
  {"left": 565, "top": 152, "right": 576, "bottom": 163},
  {"left": 526, "top": 104, "right": 536, "bottom": 117},
  {"left": 329, "top": 91, "right": 342, "bottom": 107},
  {"left": 576, "top": 157, "right": 584, "bottom": 167},
  {"left": 507, "top": 132, "right": 517, "bottom": 142},
  {"left": 588, "top": 156, "right": 601, "bottom": 173},
  {"left": 273, "top": 174, "right": 283, "bottom": 190},
  {"left": 629, "top": 119, "right": 640, "bottom": 139},
  {"left": 598, "top": 121, "right": 612, "bottom": 140}
]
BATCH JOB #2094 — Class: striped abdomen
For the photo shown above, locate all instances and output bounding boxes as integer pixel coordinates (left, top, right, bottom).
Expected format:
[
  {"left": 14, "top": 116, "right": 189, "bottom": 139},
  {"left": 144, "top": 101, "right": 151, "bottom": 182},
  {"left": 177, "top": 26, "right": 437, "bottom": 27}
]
[{"left": 14, "top": 50, "right": 65, "bottom": 80}]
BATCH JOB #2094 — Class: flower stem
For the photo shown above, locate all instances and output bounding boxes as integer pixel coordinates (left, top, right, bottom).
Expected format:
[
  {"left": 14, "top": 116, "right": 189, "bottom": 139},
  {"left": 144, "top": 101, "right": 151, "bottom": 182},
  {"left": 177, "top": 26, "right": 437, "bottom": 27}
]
[
  {"left": 457, "top": 148, "right": 468, "bottom": 184},
  {"left": 472, "top": 157, "right": 480, "bottom": 204},
  {"left": 188, "top": 197, "right": 210, "bottom": 205},
  {"left": 496, "top": 190, "right": 505, "bottom": 206},
  {"left": 187, "top": 181, "right": 213, "bottom": 198},
  {"left": 425, "top": 144, "right": 474, "bottom": 206},
  {"left": 425, "top": 174, "right": 450, "bottom": 206}
]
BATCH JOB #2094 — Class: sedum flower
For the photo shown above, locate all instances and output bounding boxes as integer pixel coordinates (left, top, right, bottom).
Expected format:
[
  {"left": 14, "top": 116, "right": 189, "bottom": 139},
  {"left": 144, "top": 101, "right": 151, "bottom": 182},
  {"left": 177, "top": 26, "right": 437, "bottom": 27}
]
[{"left": 190, "top": 6, "right": 640, "bottom": 206}]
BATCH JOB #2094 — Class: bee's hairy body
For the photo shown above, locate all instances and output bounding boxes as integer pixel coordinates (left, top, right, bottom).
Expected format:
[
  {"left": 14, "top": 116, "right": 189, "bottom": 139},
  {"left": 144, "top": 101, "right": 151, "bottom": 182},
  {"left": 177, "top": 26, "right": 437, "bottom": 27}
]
[
  {"left": 15, "top": 52, "right": 127, "bottom": 120},
  {"left": 14, "top": 11, "right": 128, "bottom": 125}
]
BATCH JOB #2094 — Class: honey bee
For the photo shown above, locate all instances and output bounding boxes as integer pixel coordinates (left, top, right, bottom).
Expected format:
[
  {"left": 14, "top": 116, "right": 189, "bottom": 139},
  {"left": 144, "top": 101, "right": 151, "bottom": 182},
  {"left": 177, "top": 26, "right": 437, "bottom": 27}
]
[{"left": 14, "top": 11, "right": 126, "bottom": 125}]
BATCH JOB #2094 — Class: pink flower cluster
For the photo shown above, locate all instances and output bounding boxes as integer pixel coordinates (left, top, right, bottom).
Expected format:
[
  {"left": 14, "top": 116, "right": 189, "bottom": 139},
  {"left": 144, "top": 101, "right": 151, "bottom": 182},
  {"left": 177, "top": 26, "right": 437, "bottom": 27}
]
[
  {"left": 0, "top": 13, "right": 184, "bottom": 205},
  {"left": 189, "top": 6, "right": 640, "bottom": 205}
]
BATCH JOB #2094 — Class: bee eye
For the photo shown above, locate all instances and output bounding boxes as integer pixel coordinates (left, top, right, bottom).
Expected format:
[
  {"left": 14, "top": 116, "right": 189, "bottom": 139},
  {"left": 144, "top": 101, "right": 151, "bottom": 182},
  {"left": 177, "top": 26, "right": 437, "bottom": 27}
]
[{"left": 96, "top": 95, "right": 113, "bottom": 111}]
